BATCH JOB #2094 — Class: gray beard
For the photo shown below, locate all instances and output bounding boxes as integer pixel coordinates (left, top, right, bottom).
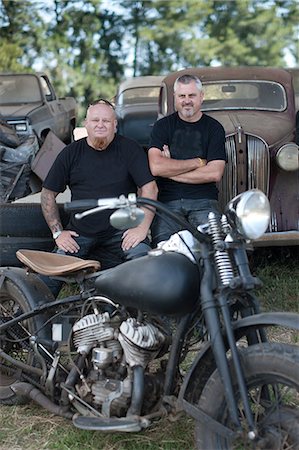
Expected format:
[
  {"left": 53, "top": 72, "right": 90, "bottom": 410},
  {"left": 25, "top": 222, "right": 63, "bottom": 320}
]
[
  {"left": 181, "top": 107, "right": 194, "bottom": 118},
  {"left": 91, "top": 137, "right": 109, "bottom": 150}
]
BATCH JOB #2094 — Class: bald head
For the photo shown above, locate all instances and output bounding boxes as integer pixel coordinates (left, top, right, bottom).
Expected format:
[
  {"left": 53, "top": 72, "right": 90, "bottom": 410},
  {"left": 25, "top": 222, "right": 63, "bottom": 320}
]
[{"left": 84, "top": 103, "right": 117, "bottom": 150}]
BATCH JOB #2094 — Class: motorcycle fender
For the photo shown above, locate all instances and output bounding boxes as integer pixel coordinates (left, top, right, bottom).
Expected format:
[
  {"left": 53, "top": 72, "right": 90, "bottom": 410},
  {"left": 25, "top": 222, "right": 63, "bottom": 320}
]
[
  {"left": 233, "top": 311, "right": 299, "bottom": 336},
  {"left": 0, "top": 266, "right": 54, "bottom": 338},
  {"left": 179, "top": 311, "right": 299, "bottom": 406}
]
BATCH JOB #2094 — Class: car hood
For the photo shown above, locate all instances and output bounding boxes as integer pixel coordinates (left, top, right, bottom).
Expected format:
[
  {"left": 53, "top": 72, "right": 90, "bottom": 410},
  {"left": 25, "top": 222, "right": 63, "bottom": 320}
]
[
  {"left": 1, "top": 102, "right": 43, "bottom": 117},
  {"left": 204, "top": 110, "right": 294, "bottom": 146}
]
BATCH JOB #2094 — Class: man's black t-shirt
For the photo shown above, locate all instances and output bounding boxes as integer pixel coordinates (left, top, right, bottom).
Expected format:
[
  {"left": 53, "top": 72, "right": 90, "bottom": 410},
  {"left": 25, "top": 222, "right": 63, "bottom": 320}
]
[
  {"left": 149, "top": 112, "right": 226, "bottom": 201},
  {"left": 43, "top": 134, "right": 154, "bottom": 236}
]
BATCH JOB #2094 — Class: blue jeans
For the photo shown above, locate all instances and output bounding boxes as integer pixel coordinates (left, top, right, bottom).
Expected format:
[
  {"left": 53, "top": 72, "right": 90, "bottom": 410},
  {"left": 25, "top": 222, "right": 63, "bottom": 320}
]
[
  {"left": 41, "top": 230, "right": 151, "bottom": 297},
  {"left": 151, "top": 198, "right": 221, "bottom": 246}
]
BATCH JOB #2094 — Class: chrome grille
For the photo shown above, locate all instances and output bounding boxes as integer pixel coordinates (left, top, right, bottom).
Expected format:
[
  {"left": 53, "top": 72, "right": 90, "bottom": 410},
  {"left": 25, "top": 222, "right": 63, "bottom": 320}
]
[{"left": 218, "top": 134, "right": 270, "bottom": 211}]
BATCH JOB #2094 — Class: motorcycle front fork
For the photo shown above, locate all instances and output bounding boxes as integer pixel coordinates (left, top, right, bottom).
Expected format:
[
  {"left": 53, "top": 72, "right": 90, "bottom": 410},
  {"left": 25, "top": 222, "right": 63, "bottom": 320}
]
[{"left": 200, "top": 247, "right": 258, "bottom": 440}]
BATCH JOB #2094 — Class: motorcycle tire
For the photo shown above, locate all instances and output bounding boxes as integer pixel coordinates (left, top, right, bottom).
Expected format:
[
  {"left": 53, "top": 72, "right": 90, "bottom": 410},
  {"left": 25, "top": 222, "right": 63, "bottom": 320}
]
[
  {"left": 0, "top": 279, "right": 38, "bottom": 405},
  {"left": 0, "top": 236, "right": 55, "bottom": 266},
  {"left": 0, "top": 203, "right": 70, "bottom": 237},
  {"left": 195, "top": 342, "right": 299, "bottom": 450}
]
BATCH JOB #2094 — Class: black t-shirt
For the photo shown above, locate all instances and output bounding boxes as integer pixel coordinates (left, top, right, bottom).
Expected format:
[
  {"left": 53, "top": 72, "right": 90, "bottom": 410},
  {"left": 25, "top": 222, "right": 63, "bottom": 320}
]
[
  {"left": 149, "top": 112, "right": 226, "bottom": 201},
  {"left": 43, "top": 134, "right": 154, "bottom": 236}
]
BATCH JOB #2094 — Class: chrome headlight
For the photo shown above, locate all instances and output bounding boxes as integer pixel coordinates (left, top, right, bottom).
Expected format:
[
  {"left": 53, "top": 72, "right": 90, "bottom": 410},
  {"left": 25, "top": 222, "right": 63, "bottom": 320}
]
[
  {"left": 276, "top": 143, "right": 299, "bottom": 171},
  {"left": 15, "top": 123, "right": 28, "bottom": 132},
  {"left": 226, "top": 189, "right": 270, "bottom": 240}
]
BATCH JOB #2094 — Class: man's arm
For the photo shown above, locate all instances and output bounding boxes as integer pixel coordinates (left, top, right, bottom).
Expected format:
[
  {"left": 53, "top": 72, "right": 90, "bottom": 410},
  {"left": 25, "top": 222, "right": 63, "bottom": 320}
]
[
  {"left": 121, "top": 180, "right": 158, "bottom": 251},
  {"left": 41, "top": 187, "right": 79, "bottom": 253},
  {"left": 41, "top": 187, "right": 63, "bottom": 235},
  {"left": 148, "top": 147, "right": 204, "bottom": 178},
  {"left": 169, "top": 160, "right": 226, "bottom": 184}
]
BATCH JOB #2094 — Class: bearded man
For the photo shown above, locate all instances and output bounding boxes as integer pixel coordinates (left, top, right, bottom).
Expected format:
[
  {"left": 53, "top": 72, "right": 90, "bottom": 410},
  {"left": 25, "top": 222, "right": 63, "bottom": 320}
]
[
  {"left": 41, "top": 99, "right": 157, "bottom": 295},
  {"left": 148, "top": 74, "right": 226, "bottom": 246}
]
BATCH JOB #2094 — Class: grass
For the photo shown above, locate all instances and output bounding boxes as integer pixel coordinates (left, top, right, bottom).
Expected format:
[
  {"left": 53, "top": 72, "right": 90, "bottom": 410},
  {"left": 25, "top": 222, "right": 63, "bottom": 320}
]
[
  {"left": 0, "top": 253, "right": 298, "bottom": 450},
  {"left": 0, "top": 404, "right": 195, "bottom": 450}
]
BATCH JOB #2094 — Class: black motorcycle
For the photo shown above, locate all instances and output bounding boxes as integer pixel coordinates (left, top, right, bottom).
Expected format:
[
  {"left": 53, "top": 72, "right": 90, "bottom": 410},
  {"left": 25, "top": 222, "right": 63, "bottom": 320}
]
[{"left": 0, "top": 189, "right": 298, "bottom": 449}]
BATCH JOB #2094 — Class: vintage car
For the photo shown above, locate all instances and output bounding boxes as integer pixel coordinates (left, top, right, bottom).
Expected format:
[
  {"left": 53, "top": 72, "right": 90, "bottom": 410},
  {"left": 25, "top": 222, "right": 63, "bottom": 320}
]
[
  {"left": 114, "top": 75, "right": 163, "bottom": 149},
  {"left": 158, "top": 67, "right": 299, "bottom": 246}
]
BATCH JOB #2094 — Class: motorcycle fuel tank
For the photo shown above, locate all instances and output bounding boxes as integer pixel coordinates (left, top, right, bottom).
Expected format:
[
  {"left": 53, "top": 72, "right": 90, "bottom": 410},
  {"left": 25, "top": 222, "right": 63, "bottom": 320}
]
[{"left": 95, "top": 251, "right": 200, "bottom": 315}]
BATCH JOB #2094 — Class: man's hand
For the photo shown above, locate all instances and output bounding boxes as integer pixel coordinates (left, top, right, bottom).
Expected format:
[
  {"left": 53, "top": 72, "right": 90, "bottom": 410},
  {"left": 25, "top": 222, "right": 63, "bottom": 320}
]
[
  {"left": 162, "top": 144, "right": 171, "bottom": 158},
  {"left": 55, "top": 230, "right": 80, "bottom": 253},
  {"left": 121, "top": 226, "right": 147, "bottom": 251}
]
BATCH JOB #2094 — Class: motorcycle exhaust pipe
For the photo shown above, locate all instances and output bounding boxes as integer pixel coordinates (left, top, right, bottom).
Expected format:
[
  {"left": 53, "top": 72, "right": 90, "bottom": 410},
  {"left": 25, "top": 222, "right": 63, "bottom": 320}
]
[{"left": 11, "top": 382, "right": 73, "bottom": 419}]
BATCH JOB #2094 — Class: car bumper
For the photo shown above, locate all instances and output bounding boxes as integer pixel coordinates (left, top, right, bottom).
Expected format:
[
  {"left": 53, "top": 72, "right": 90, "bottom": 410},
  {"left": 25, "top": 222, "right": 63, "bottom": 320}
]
[{"left": 253, "top": 231, "right": 299, "bottom": 247}]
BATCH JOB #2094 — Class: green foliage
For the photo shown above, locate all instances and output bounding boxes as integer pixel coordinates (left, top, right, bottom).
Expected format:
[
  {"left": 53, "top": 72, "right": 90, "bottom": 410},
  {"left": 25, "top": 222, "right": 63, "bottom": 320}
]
[{"left": 0, "top": 39, "right": 24, "bottom": 72}]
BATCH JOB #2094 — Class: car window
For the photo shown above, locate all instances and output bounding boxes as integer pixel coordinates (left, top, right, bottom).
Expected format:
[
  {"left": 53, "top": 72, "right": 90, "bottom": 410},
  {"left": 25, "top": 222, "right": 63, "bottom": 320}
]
[
  {"left": 201, "top": 81, "right": 286, "bottom": 111},
  {"left": 117, "top": 86, "right": 160, "bottom": 106},
  {"left": 0, "top": 75, "right": 42, "bottom": 104}
]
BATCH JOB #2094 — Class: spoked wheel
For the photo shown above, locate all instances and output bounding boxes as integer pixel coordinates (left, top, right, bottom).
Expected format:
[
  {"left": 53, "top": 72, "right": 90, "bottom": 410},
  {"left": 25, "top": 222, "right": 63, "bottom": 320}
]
[
  {"left": 195, "top": 343, "right": 299, "bottom": 450},
  {"left": 0, "top": 279, "right": 37, "bottom": 404}
]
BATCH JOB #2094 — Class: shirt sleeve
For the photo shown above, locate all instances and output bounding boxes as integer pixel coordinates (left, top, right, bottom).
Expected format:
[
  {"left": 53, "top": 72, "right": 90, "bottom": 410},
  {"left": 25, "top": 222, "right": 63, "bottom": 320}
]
[
  {"left": 148, "top": 116, "right": 170, "bottom": 150},
  {"left": 43, "top": 147, "right": 70, "bottom": 193},
  {"left": 206, "top": 120, "right": 227, "bottom": 162},
  {"left": 124, "top": 138, "right": 155, "bottom": 187}
]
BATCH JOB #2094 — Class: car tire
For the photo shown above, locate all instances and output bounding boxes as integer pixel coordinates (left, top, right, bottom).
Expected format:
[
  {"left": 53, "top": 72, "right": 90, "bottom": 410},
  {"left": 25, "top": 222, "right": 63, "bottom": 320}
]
[
  {"left": 0, "top": 203, "right": 70, "bottom": 237},
  {"left": 0, "top": 236, "right": 55, "bottom": 267}
]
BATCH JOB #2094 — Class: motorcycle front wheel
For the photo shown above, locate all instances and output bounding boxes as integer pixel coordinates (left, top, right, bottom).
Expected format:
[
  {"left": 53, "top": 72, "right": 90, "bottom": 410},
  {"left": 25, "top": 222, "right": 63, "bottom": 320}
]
[
  {"left": 195, "top": 342, "right": 299, "bottom": 450},
  {"left": 0, "top": 279, "right": 37, "bottom": 405}
]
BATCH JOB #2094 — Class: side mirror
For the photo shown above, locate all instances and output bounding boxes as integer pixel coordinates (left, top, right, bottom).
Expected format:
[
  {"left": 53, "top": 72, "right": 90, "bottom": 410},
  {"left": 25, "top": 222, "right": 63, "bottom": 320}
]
[{"left": 110, "top": 207, "right": 145, "bottom": 230}]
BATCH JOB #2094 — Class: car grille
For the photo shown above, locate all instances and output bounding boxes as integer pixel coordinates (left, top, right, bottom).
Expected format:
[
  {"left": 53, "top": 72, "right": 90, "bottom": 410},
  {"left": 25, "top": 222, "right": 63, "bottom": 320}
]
[{"left": 218, "top": 133, "right": 270, "bottom": 211}]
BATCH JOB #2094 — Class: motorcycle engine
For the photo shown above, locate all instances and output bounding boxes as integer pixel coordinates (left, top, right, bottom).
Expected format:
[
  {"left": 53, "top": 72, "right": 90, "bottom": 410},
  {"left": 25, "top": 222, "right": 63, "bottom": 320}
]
[{"left": 71, "top": 311, "right": 166, "bottom": 416}]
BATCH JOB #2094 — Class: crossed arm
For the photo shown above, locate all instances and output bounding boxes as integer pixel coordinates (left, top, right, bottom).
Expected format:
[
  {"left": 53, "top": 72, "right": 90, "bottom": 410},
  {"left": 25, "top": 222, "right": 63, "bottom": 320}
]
[{"left": 148, "top": 146, "right": 225, "bottom": 184}]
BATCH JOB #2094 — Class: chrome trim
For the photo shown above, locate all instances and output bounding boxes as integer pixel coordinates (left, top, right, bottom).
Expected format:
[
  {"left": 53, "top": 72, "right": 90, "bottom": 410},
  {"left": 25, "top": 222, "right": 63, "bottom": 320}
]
[
  {"left": 247, "top": 135, "right": 270, "bottom": 195},
  {"left": 218, "top": 134, "right": 270, "bottom": 210}
]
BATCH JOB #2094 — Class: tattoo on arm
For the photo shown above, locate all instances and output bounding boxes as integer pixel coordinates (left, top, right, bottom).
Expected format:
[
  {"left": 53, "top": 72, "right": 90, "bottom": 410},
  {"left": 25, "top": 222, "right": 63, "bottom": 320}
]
[{"left": 41, "top": 189, "right": 63, "bottom": 234}]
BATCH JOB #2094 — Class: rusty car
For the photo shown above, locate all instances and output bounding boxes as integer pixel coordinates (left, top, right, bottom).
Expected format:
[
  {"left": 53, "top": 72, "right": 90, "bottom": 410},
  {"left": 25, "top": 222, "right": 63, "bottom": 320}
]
[{"left": 158, "top": 66, "right": 299, "bottom": 246}]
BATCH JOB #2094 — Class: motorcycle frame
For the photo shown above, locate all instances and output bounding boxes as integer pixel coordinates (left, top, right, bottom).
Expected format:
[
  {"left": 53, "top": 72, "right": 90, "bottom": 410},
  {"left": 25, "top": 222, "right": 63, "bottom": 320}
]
[{"left": 1, "top": 196, "right": 299, "bottom": 437}]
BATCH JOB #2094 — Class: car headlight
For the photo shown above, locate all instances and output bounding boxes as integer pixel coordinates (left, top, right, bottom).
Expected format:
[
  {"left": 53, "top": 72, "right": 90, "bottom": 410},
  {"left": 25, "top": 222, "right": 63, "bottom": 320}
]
[
  {"left": 276, "top": 143, "right": 299, "bottom": 171},
  {"left": 226, "top": 189, "right": 270, "bottom": 240},
  {"left": 15, "top": 123, "right": 28, "bottom": 132}
]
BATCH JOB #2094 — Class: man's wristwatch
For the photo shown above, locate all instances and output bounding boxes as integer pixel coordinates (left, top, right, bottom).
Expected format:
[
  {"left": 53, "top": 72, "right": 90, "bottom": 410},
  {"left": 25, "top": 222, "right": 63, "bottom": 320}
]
[{"left": 53, "top": 230, "right": 62, "bottom": 240}]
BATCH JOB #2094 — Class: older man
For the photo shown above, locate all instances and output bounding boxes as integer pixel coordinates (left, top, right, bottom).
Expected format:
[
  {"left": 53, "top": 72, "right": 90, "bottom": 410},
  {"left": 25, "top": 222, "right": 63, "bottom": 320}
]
[
  {"left": 148, "top": 74, "right": 226, "bottom": 246},
  {"left": 41, "top": 99, "right": 157, "bottom": 287}
]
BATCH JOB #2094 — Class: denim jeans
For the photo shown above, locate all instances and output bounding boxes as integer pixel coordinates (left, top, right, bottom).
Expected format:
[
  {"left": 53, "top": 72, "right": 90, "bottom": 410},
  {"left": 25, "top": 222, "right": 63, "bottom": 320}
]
[
  {"left": 151, "top": 198, "right": 221, "bottom": 246},
  {"left": 40, "top": 230, "right": 151, "bottom": 297}
]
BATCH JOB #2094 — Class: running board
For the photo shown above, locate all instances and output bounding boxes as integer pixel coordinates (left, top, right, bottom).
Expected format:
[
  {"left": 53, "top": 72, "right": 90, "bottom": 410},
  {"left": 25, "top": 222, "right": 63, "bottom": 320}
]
[{"left": 73, "top": 415, "right": 150, "bottom": 432}]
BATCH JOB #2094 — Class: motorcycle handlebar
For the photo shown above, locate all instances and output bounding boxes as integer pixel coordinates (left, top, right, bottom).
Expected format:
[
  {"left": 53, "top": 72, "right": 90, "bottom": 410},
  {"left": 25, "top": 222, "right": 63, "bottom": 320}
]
[
  {"left": 64, "top": 195, "right": 209, "bottom": 243},
  {"left": 64, "top": 197, "right": 127, "bottom": 212},
  {"left": 64, "top": 199, "right": 99, "bottom": 212}
]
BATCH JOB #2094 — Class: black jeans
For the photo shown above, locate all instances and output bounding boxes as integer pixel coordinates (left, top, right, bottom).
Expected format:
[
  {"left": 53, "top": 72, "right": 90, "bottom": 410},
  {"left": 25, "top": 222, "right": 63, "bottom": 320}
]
[
  {"left": 151, "top": 198, "right": 221, "bottom": 246},
  {"left": 40, "top": 230, "right": 151, "bottom": 297}
]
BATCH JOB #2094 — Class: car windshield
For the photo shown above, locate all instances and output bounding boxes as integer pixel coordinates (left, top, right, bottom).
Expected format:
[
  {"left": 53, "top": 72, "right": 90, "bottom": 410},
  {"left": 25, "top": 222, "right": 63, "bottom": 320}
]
[
  {"left": 201, "top": 80, "right": 286, "bottom": 111},
  {"left": 117, "top": 86, "right": 160, "bottom": 106},
  {"left": 0, "top": 75, "right": 42, "bottom": 104}
]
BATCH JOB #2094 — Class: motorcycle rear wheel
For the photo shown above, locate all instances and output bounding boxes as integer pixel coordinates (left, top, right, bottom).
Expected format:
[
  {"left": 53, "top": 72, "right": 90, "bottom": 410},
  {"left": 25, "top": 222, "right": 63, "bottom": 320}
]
[
  {"left": 195, "top": 343, "right": 299, "bottom": 450},
  {"left": 0, "top": 279, "right": 37, "bottom": 405}
]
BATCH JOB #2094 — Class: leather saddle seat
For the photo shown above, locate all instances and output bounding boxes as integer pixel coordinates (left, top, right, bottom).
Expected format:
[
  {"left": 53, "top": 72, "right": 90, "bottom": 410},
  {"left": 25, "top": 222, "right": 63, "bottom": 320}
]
[{"left": 16, "top": 249, "right": 101, "bottom": 276}]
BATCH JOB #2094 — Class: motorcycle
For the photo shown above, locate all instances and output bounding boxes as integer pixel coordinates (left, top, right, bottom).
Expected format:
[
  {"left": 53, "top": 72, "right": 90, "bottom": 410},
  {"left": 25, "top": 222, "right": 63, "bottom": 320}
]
[{"left": 0, "top": 189, "right": 298, "bottom": 449}]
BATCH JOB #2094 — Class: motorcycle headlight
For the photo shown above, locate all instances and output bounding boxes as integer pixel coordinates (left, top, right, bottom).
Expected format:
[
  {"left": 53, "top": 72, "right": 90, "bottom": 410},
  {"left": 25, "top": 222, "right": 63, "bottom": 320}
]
[
  {"left": 276, "top": 143, "right": 299, "bottom": 171},
  {"left": 226, "top": 189, "right": 270, "bottom": 240}
]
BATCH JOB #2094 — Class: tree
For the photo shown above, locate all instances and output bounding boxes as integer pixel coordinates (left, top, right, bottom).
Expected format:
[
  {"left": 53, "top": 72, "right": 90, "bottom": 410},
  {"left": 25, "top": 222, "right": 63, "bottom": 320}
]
[{"left": 0, "top": 0, "right": 45, "bottom": 70}]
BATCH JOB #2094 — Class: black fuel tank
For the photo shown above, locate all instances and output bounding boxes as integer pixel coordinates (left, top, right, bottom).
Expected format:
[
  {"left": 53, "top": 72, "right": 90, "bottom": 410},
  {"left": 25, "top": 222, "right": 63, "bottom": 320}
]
[{"left": 95, "top": 251, "right": 200, "bottom": 315}]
